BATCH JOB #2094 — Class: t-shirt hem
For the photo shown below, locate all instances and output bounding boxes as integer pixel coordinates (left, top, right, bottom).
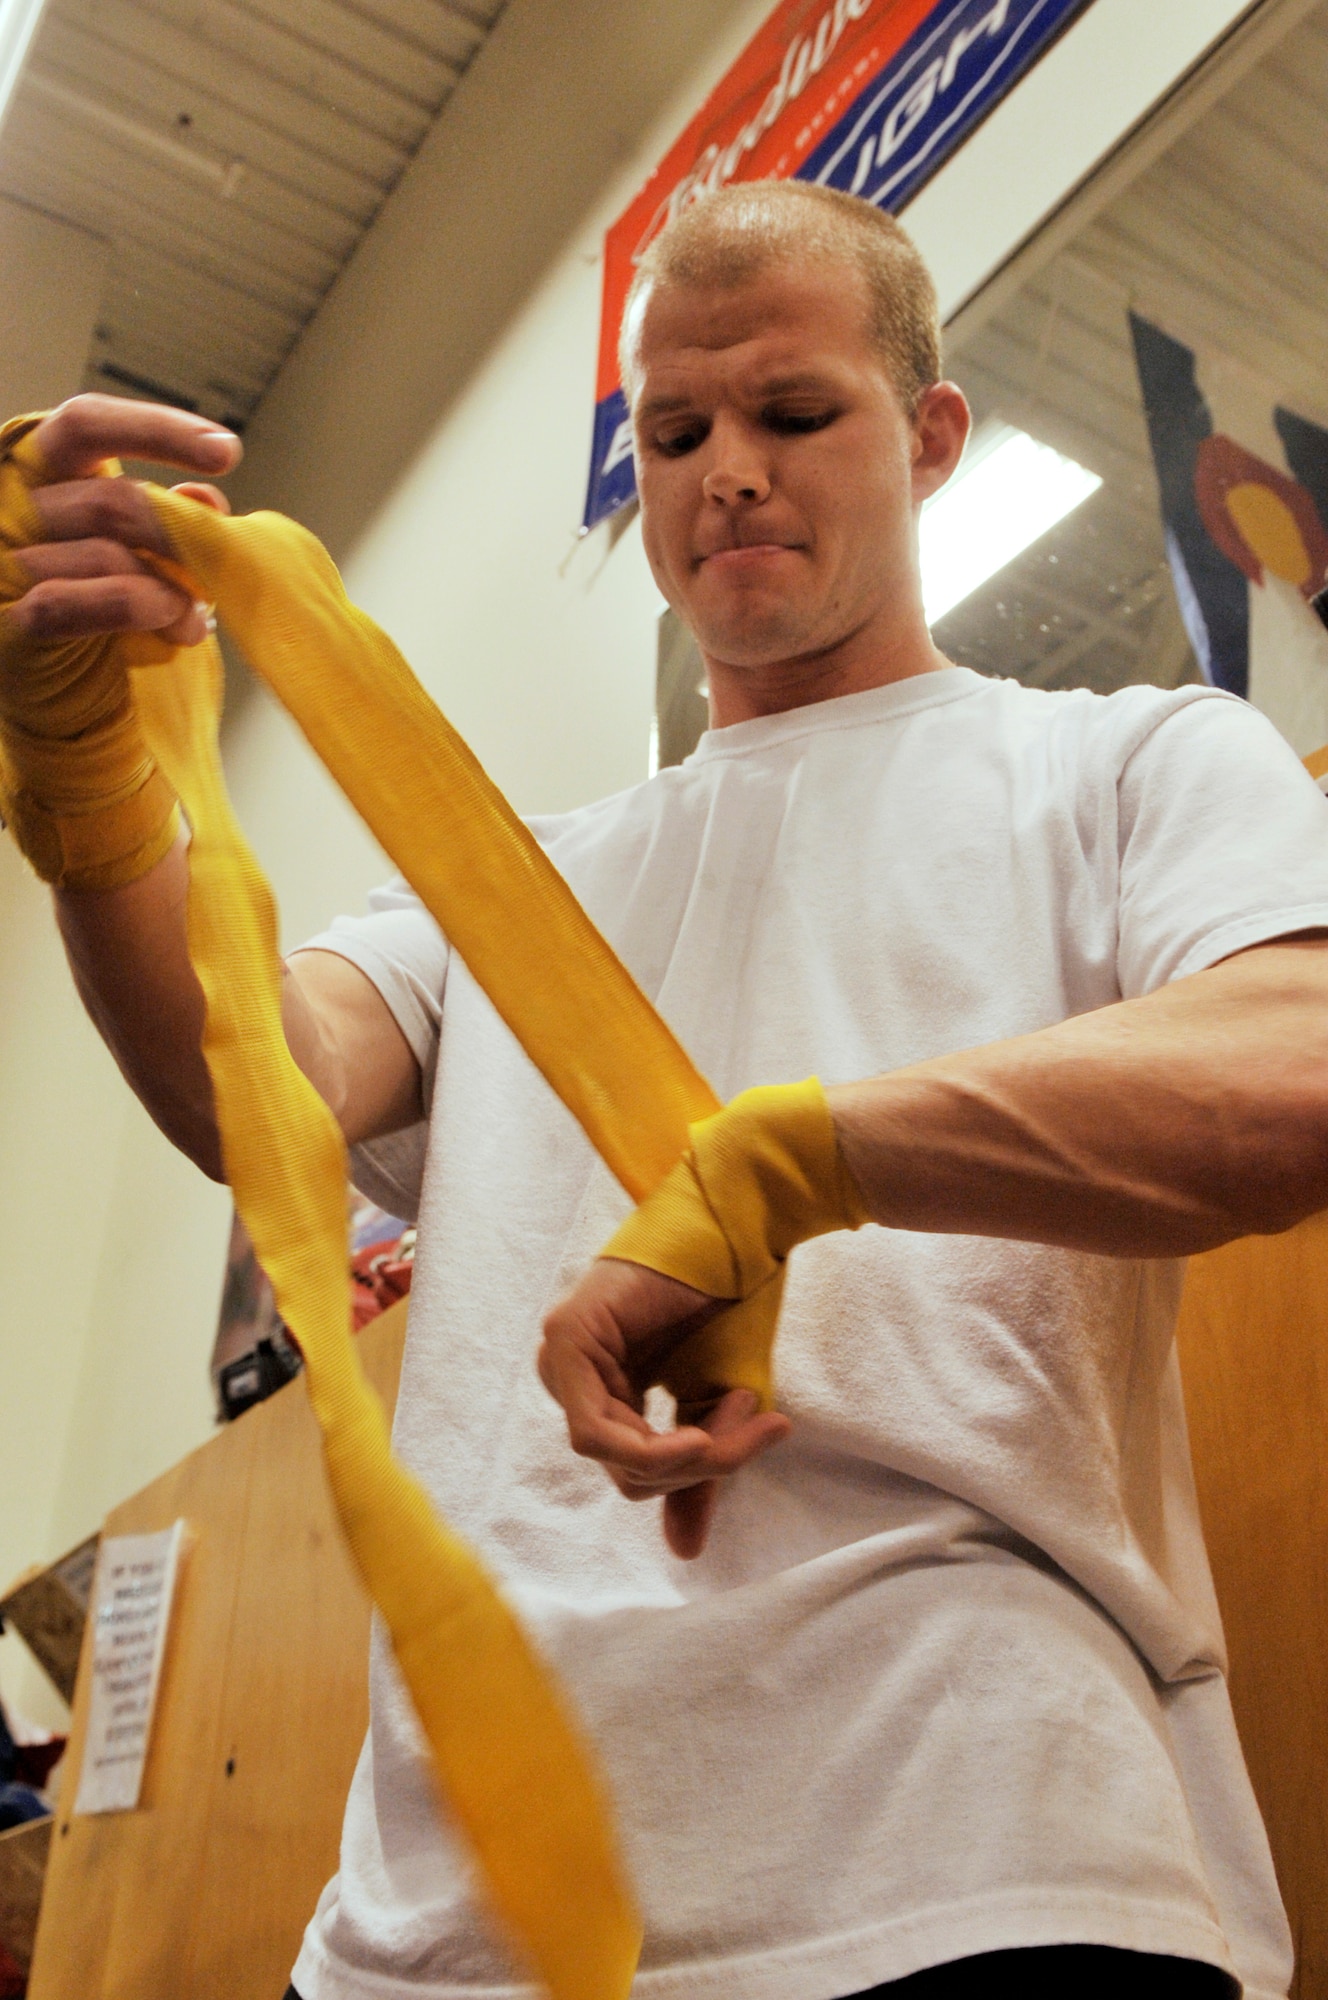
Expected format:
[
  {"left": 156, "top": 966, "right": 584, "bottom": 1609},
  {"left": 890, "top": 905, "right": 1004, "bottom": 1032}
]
[
  {"left": 291, "top": 1889, "right": 1254, "bottom": 2000},
  {"left": 294, "top": 932, "right": 438, "bottom": 1077},
  {"left": 292, "top": 930, "right": 438, "bottom": 1216},
  {"left": 1170, "top": 903, "right": 1328, "bottom": 984}
]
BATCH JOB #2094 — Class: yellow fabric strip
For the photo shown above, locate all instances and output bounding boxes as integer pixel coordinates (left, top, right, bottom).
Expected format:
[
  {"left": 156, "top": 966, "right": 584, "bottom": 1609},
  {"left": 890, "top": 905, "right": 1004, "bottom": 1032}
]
[
  {"left": 146, "top": 492, "right": 720, "bottom": 1203},
  {"left": 0, "top": 711, "right": 180, "bottom": 889},
  {"left": 127, "top": 639, "right": 640, "bottom": 2000},
  {"left": 129, "top": 488, "right": 796, "bottom": 1982},
  {"left": 0, "top": 420, "right": 641, "bottom": 2000},
  {"left": 0, "top": 424, "right": 804, "bottom": 1995},
  {"left": 143, "top": 488, "right": 788, "bottom": 1410}
]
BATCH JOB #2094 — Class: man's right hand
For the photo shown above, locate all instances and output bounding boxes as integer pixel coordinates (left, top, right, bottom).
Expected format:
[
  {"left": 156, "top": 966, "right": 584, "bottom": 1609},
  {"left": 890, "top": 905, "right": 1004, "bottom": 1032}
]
[
  {"left": 5, "top": 394, "right": 242, "bottom": 649},
  {"left": 2, "top": 394, "right": 423, "bottom": 1180}
]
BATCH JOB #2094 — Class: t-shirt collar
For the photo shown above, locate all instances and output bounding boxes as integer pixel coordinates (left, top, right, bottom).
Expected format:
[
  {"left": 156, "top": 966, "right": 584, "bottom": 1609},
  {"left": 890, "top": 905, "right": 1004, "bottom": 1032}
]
[{"left": 685, "top": 665, "right": 988, "bottom": 764}]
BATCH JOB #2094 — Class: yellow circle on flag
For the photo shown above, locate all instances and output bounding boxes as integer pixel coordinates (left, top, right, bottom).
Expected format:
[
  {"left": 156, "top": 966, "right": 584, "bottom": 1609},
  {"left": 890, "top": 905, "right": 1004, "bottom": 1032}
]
[{"left": 1225, "top": 481, "right": 1314, "bottom": 588}]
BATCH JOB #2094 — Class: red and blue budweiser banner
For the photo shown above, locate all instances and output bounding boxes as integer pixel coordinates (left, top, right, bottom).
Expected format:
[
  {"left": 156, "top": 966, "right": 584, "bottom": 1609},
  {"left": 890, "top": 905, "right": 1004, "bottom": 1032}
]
[{"left": 584, "top": 0, "right": 1095, "bottom": 529}]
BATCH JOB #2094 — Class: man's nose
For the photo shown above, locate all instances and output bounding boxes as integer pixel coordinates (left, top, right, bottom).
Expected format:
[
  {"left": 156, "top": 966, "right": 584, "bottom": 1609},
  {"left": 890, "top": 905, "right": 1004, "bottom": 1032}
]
[{"left": 701, "top": 422, "right": 771, "bottom": 506}]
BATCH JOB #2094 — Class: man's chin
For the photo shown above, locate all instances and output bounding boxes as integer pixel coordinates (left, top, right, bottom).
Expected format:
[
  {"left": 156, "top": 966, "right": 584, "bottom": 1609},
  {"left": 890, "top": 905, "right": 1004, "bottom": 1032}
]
[{"left": 684, "top": 609, "right": 817, "bottom": 672}]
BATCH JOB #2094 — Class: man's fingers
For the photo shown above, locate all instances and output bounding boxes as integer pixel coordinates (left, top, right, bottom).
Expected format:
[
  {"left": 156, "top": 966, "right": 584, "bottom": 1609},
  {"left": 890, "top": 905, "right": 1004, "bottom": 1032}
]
[
  {"left": 170, "top": 481, "right": 232, "bottom": 516},
  {"left": 7, "top": 532, "right": 208, "bottom": 642},
  {"left": 8, "top": 573, "right": 202, "bottom": 641},
  {"left": 33, "top": 395, "right": 241, "bottom": 483},
  {"left": 664, "top": 1482, "right": 720, "bottom": 1561},
  {"left": 29, "top": 478, "right": 176, "bottom": 558},
  {"left": 571, "top": 1388, "right": 790, "bottom": 1493},
  {"left": 538, "top": 1261, "right": 788, "bottom": 1560},
  {"left": 156, "top": 600, "right": 215, "bottom": 648},
  {"left": 660, "top": 1394, "right": 791, "bottom": 1557},
  {"left": 15, "top": 538, "right": 155, "bottom": 583},
  {"left": 660, "top": 1393, "right": 791, "bottom": 1487},
  {"left": 538, "top": 1322, "right": 635, "bottom": 1417},
  {"left": 557, "top": 1361, "right": 710, "bottom": 1481}
]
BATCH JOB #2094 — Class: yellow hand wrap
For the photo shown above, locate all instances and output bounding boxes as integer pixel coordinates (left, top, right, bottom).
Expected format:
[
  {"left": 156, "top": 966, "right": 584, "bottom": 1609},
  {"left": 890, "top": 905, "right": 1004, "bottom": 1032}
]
[
  {"left": 605, "top": 1079, "right": 868, "bottom": 1298},
  {"left": 603, "top": 1081, "right": 869, "bottom": 1398},
  {"left": 0, "top": 417, "right": 180, "bottom": 890}
]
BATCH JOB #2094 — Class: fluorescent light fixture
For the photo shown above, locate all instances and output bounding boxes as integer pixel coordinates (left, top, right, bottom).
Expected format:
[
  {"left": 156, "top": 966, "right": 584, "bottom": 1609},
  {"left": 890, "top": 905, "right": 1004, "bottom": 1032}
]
[
  {"left": 920, "top": 420, "right": 1103, "bottom": 626},
  {"left": 0, "top": 0, "right": 47, "bottom": 138}
]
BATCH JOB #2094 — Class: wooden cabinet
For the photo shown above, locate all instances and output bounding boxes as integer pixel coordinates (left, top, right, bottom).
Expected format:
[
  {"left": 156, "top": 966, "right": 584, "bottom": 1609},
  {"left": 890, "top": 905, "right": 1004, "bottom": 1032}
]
[
  {"left": 1176, "top": 1218, "right": 1328, "bottom": 2000},
  {"left": 28, "top": 1301, "right": 406, "bottom": 2000}
]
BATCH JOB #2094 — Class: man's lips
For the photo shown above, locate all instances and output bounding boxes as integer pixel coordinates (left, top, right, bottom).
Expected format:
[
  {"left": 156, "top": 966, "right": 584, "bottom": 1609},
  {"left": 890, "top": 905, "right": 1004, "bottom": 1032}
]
[{"left": 694, "top": 541, "right": 805, "bottom": 572}]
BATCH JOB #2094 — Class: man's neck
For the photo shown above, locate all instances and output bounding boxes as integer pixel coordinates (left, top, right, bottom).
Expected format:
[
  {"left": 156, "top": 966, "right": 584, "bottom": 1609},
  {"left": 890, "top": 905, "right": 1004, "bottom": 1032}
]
[{"left": 702, "top": 615, "right": 949, "bottom": 728}]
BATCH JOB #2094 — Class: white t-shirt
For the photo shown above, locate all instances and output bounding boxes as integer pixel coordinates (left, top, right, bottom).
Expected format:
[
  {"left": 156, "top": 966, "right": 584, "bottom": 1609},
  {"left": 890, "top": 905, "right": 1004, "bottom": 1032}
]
[{"left": 292, "top": 667, "right": 1328, "bottom": 2000}]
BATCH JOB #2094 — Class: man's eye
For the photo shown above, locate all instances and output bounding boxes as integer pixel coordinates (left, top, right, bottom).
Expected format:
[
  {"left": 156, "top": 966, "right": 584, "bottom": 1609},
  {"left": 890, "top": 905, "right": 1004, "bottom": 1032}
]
[
  {"left": 655, "top": 423, "right": 709, "bottom": 457},
  {"left": 765, "top": 407, "right": 838, "bottom": 435}
]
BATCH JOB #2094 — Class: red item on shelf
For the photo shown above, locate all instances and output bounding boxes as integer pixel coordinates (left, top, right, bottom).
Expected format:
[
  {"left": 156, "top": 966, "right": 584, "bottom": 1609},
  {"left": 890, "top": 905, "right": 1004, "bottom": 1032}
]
[
  {"left": 11, "top": 1739, "right": 64, "bottom": 1790},
  {"left": 0, "top": 1937, "right": 27, "bottom": 1998},
  {"left": 350, "top": 1229, "right": 415, "bottom": 1331}
]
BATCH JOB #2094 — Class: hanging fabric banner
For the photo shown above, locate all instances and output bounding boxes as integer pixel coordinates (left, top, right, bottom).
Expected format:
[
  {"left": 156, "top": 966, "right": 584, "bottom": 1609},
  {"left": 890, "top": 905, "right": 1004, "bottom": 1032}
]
[
  {"left": 1130, "top": 311, "right": 1328, "bottom": 757},
  {"left": 583, "top": 0, "right": 1096, "bottom": 530}
]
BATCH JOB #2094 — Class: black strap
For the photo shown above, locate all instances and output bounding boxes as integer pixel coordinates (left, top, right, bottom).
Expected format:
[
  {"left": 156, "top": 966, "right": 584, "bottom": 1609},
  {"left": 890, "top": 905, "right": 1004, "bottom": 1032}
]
[{"left": 846, "top": 1946, "right": 1234, "bottom": 1997}]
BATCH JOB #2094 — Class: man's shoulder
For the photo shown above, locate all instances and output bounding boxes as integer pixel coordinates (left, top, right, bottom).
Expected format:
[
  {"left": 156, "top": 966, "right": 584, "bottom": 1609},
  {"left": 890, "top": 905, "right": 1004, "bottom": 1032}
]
[
  {"left": 977, "top": 673, "right": 1245, "bottom": 765},
  {"left": 978, "top": 670, "right": 1224, "bottom": 726},
  {"left": 525, "top": 767, "right": 684, "bottom": 858}
]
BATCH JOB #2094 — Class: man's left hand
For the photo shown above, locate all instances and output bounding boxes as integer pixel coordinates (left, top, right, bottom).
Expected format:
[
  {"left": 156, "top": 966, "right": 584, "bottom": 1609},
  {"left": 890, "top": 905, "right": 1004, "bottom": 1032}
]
[{"left": 538, "top": 1258, "right": 791, "bottom": 1560}]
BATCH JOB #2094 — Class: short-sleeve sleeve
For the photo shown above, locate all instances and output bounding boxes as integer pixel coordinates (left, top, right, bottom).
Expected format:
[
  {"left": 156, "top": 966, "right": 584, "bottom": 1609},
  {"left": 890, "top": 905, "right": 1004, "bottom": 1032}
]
[
  {"left": 295, "top": 877, "right": 450, "bottom": 1219},
  {"left": 1116, "top": 689, "right": 1328, "bottom": 998}
]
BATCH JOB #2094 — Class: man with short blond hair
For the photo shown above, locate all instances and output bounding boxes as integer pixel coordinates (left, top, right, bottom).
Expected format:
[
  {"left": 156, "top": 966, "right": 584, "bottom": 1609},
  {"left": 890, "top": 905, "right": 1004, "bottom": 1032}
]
[
  {"left": 622, "top": 181, "right": 943, "bottom": 417},
  {"left": 4, "top": 182, "right": 1326, "bottom": 1998}
]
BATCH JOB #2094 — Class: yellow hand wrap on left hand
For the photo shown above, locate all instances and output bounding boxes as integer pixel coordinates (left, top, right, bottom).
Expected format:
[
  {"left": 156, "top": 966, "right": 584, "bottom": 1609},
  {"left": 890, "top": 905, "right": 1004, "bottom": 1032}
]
[
  {"left": 0, "top": 415, "right": 180, "bottom": 890},
  {"left": 602, "top": 1078, "right": 870, "bottom": 1303}
]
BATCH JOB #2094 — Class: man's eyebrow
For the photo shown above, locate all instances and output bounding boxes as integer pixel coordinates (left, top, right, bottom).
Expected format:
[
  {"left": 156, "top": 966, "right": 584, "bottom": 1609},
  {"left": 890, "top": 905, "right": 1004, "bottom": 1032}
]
[
  {"left": 634, "top": 392, "right": 695, "bottom": 422},
  {"left": 751, "top": 371, "right": 840, "bottom": 397},
  {"left": 635, "top": 371, "right": 840, "bottom": 422}
]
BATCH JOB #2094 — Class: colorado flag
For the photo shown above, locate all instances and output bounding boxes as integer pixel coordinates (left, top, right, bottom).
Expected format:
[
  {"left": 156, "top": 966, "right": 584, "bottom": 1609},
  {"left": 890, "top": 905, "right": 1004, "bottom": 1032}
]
[{"left": 1130, "top": 311, "right": 1328, "bottom": 755}]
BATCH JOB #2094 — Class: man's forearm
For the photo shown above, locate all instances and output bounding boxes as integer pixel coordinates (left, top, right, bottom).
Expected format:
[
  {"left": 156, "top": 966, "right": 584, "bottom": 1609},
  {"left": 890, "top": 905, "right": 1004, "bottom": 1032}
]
[
  {"left": 829, "top": 938, "right": 1328, "bottom": 1258},
  {"left": 55, "top": 831, "right": 349, "bottom": 1179},
  {"left": 57, "top": 831, "right": 225, "bottom": 1176},
  {"left": 57, "top": 831, "right": 422, "bottom": 1176}
]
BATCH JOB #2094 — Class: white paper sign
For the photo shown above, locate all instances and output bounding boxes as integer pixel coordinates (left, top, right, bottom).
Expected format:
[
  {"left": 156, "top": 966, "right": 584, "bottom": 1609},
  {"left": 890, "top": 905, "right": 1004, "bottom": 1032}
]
[{"left": 75, "top": 1520, "right": 187, "bottom": 1816}]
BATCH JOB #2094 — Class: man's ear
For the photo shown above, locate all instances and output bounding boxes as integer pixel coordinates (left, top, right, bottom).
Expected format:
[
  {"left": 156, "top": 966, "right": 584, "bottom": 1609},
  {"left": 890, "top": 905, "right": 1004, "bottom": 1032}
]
[{"left": 911, "top": 382, "right": 971, "bottom": 504}]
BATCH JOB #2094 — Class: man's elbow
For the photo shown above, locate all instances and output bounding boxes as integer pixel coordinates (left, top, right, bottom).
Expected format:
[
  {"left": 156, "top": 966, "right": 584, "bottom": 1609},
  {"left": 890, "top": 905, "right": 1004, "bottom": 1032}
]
[
  {"left": 152, "top": 1101, "right": 227, "bottom": 1184},
  {"left": 1225, "top": 1100, "right": 1328, "bottom": 1240}
]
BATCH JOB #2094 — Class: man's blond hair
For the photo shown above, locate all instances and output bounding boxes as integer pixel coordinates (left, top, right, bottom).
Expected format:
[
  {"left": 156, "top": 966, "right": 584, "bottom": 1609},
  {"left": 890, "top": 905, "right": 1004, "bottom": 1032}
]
[{"left": 620, "top": 181, "right": 941, "bottom": 415}]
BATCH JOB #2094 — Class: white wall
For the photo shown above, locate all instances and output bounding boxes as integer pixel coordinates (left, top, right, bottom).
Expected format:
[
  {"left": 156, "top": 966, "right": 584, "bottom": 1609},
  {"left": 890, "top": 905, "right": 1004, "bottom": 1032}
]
[
  {"left": 0, "top": 200, "right": 228, "bottom": 1731},
  {"left": 0, "top": 198, "right": 118, "bottom": 1727},
  {"left": 0, "top": 845, "right": 122, "bottom": 1727},
  {"left": 1, "top": 0, "right": 1262, "bottom": 1726},
  {"left": 0, "top": 196, "right": 106, "bottom": 418}
]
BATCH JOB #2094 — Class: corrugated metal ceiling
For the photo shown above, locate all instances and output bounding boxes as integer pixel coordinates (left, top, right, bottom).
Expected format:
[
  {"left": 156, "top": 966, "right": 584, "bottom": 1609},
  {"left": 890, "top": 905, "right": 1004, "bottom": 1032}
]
[{"left": 0, "top": 0, "right": 506, "bottom": 428}]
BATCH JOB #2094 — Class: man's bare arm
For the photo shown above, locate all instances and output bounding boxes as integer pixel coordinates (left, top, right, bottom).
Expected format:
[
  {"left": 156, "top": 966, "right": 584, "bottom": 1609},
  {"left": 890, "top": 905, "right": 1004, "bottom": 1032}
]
[
  {"left": 57, "top": 834, "right": 221, "bottom": 1173},
  {"left": 831, "top": 935, "right": 1328, "bottom": 1258},
  {"left": 56, "top": 834, "right": 422, "bottom": 1179}
]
